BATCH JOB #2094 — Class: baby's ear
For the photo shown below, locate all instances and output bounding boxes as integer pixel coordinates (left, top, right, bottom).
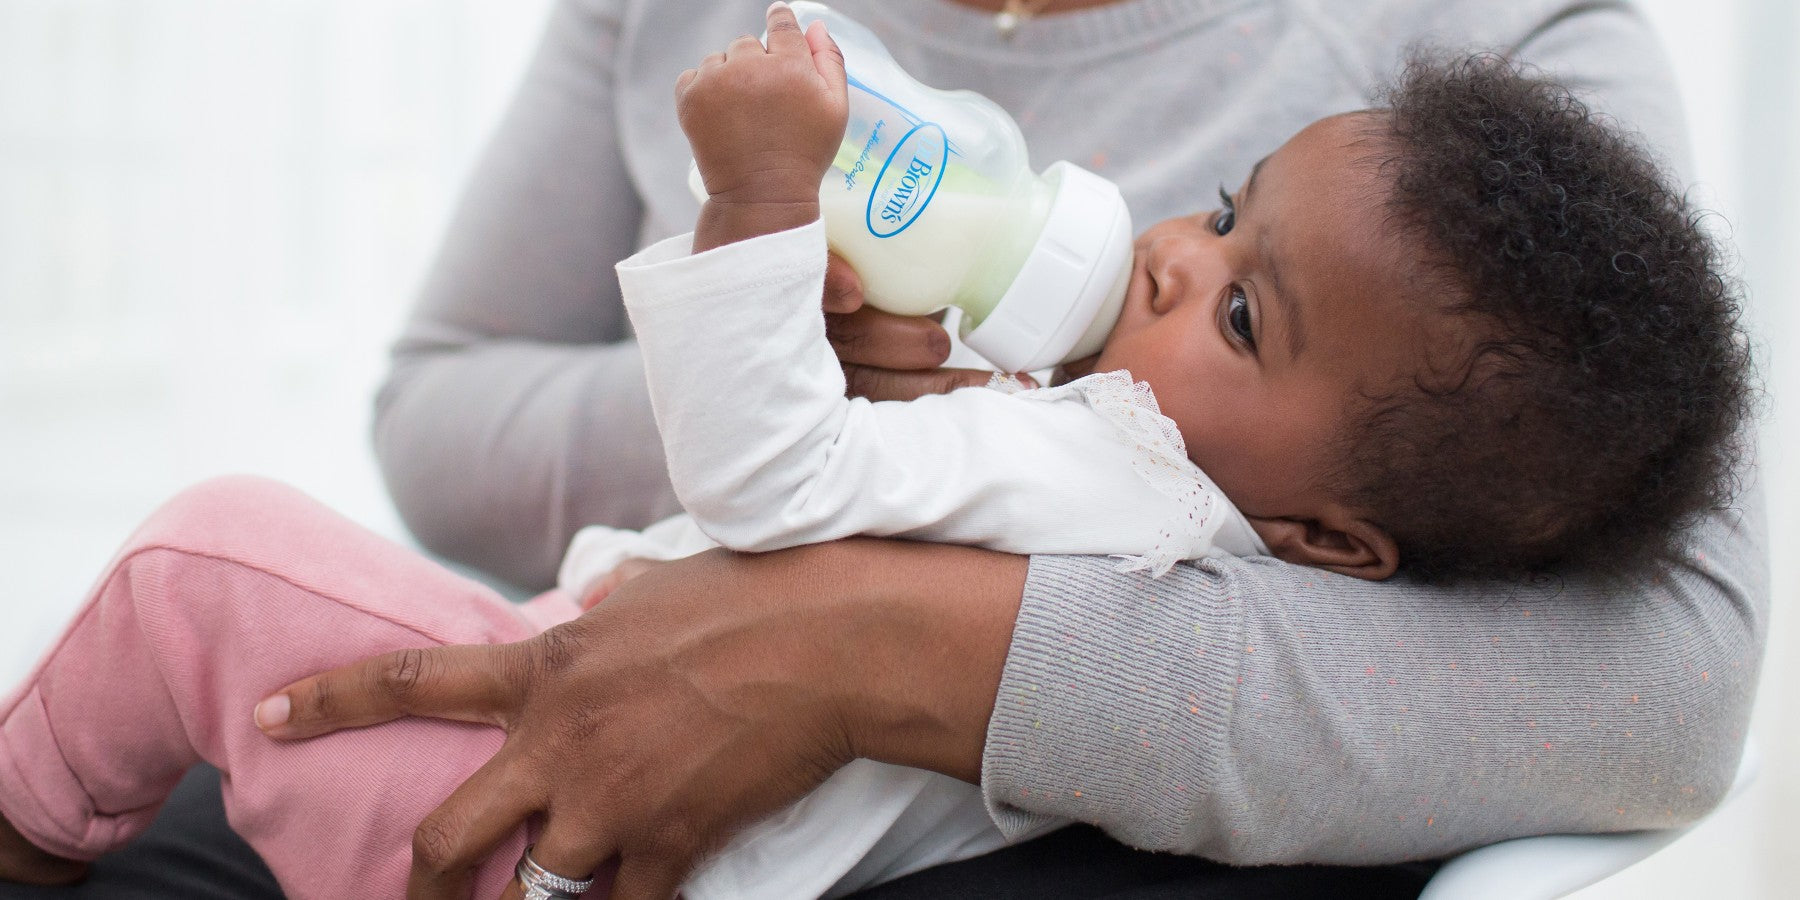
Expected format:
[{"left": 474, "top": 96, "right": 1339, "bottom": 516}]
[{"left": 1248, "top": 506, "right": 1399, "bottom": 581}]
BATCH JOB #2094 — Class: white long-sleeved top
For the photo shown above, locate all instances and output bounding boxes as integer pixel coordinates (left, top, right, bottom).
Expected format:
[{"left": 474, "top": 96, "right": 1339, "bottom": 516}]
[{"left": 557, "top": 219, "right": 1265, "bottom": 600}]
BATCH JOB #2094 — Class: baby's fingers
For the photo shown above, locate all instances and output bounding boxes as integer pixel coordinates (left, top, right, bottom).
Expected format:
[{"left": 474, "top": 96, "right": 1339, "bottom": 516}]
[
  {"left": 724, "top": 32, "right": 766, "bottom": 61},
  {"left": 805, "top": 19, "right": 846, "bottom": 99},
  {"left": 764, "top": 2, "right": 808, "bottom": 55}
]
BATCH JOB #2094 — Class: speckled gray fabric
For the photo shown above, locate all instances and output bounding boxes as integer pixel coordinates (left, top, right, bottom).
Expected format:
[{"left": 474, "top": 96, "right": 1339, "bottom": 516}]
[{"left": 374, "top": 0, "right": 1766, "bottom": 864}]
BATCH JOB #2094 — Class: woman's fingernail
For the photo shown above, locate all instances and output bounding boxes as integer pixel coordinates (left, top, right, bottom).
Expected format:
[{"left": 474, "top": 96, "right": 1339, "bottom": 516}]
[{"left": 254, "top": 694, "right": 291, "bottom": 729}]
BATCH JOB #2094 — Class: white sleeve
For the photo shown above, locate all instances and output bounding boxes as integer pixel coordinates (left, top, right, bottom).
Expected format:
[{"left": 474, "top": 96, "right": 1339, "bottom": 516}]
[
  {"left": 556, "top": 514, "right": 719, "bottom": 599},
  {"left": 615, "top": 221, "right": 1253, "bottom": 560}
]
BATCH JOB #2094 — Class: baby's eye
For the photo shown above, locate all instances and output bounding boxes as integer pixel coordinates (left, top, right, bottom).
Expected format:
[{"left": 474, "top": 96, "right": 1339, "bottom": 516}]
[
  {"left": 1227, "top": 286, "right": 1256, "bottom": 349},
  {"left": 1212, "top": 184, "right": 1237, "bottom": 236}
]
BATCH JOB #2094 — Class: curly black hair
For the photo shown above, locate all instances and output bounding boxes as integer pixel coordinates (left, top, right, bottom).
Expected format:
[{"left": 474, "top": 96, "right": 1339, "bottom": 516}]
[{"left": 1337, "top": 53, "right": 1754, "bottom": 583}]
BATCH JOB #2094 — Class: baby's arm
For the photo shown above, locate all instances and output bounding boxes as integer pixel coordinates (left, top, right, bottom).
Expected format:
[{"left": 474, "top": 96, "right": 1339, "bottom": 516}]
[{"left": 620, "top": 223, "right": 1239, "bottom": 559}]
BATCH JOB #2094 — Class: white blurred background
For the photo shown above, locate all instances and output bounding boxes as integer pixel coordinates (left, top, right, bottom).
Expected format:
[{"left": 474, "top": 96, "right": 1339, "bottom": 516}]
[{"left": 0, "top": 1, "right": 1792, "bottom": 895}]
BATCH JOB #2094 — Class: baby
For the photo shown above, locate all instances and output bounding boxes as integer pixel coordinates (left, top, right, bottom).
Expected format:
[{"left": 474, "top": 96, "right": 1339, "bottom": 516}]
[{"left": 0, "top": 6, "right": 1751, "bottom": 899}]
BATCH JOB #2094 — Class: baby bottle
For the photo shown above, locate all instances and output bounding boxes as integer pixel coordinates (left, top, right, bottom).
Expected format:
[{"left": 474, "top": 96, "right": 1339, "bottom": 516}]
[{"left": 688, "top": 0, "right": 1133, "bottom": 373}]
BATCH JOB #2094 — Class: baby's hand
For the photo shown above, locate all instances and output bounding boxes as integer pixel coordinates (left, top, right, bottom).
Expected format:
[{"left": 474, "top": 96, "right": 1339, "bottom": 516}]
[
  {"left": 677, "top": 3, "right": 848, "bottom": 211},
  {"left": 579, "top": 557, "right": 665, "bottom": 611}
]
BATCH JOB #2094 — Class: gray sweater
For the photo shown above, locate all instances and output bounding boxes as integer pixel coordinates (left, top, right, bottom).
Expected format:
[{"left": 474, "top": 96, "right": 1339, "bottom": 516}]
[{"left": 374, "top": 0, "right": 1767, "bottom": 864}]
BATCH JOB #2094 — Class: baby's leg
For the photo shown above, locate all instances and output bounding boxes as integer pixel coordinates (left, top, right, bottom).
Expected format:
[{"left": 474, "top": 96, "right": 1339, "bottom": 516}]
[{"left": 0, "top": 476, "right": 582, "bottom": 899}]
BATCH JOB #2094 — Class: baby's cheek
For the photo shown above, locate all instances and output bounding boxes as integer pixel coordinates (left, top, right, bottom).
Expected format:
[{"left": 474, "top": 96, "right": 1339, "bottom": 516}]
[{"left": 1200, "top": 416, "right": 1322, "bottom": 514}]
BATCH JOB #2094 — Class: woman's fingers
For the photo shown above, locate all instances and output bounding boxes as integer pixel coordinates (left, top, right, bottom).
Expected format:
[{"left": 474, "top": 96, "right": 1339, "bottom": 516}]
[
  {"left": 513, "top": 813, "right": 619, "bottom": 900},
  {"left": 819, "top": 266, "right": 1000, "bottom": 399},
  {"left": 842, "top": 363, "right": 994, "bottom": 402},
  {"left": 821, "top": 253, "right": 865, "bottom": 314},
  {"left": 825, "top": 305, "right": 951, "bottom": 370},
  {"left": 256, "top": 643, "right": 528, "bottom": 740},
  {"left": 406, "top": 753, "right": 545, "bottom": 900},
  {"left": 610, "top": 852, "right": 692, "bottom": 900}
]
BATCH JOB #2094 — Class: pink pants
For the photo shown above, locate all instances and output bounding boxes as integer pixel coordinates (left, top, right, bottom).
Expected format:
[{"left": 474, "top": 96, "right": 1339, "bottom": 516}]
[{"left": 0, "top": 476, "right": 586, "bottom": 899}]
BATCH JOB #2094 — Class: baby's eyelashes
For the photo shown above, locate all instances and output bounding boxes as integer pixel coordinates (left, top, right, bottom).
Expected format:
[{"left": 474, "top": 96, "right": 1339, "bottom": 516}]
[
  {"left": 1226, "top": 285, "right": 1256, "bottom": 349},
  {"left": 1213, "top": 184, "right": 1238, "bottom": 236}
]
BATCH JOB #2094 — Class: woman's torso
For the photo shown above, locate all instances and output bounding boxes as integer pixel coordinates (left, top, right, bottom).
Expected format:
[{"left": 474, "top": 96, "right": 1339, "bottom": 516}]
[{"left": 606, "top": 0, "right": 1657, "bottom": 247}]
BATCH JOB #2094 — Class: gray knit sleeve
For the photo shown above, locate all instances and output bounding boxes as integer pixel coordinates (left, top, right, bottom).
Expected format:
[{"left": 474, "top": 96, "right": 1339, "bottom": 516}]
[
  {"left": 373, "top": 0, "right": 680, "bottom": 589},
  {"left": 983, "top": 479, "right": 1766, "bottom": 863},
  {"left": 983, "top": 1, "right": 1766, "bottom": 863}
]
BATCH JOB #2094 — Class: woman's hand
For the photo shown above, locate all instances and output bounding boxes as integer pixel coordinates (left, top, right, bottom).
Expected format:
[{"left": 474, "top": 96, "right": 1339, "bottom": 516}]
[
  {"left": 255, "top": 540, "right": 1027, "bottom": 900},
  {"left": 822, "top": 254, "right": 1006, "bottom": 400}
]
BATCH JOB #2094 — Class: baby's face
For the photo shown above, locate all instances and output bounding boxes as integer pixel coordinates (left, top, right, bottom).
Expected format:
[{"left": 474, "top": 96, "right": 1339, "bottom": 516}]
[{"left": 1090, "top": 113, "right": 1443, "bottom": 524}]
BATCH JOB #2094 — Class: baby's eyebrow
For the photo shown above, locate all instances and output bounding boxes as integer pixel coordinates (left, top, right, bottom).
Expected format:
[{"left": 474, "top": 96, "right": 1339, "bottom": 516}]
[
  {"left": 1258, "top": 230, "right": 1306, "bottom": 359},
  {"left": 1244, "top": 155, "right": 1268, "bottom": 205},
  {"left": 1243, "top": 156, "right": 1307, "bottom": 359}
]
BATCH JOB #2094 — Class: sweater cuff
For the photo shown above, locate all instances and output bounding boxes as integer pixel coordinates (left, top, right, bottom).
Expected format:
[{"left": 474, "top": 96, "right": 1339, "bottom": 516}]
[
  {"left": 980, "top": 554, "right": 1245, "bottom": 849},
  {"left": 614, "top": 219, "right": 827, "bottom": 309}
]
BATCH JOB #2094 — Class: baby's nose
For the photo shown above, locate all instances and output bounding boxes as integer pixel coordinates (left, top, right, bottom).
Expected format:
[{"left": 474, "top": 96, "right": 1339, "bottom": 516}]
[{"left": 1146, "top": 231, "right": 1226, "bottom": 312}]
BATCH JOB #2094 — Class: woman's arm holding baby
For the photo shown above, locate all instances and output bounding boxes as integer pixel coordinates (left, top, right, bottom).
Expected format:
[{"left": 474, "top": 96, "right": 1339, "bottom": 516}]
[
  {"left": 260, "top": 539, "right": 1027, "bottom": 900},
  {"left": 262, "top": 491, "right": 1765, "bottom": 899}
]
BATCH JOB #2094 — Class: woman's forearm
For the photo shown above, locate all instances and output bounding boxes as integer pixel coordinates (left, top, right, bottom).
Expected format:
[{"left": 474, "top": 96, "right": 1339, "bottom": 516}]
[
  {"left": 804, "top": 539, "right": 1029, "bottom": 782},
  {"left": 687, "top": 538, "right": 1028, "bottom": 783}
]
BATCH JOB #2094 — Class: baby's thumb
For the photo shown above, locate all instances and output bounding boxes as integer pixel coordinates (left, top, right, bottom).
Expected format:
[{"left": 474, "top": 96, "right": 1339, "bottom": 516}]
[{"left": 806, "top": 20, "right": 847, "bottom": 101}]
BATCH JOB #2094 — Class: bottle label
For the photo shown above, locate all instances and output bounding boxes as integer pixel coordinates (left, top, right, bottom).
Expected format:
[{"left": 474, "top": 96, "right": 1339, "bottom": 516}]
[
  {"left": 865, "top": 122, "right": 947, "bottom": 238},
  {"left": 843, "top": 119, "right": 886, "bottom": 192}
]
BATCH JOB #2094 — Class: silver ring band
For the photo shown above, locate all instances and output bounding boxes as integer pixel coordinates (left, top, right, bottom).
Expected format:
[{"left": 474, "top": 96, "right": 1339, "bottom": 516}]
[{"left": 515, "top": 844, "right": 596, "bottom": 899}]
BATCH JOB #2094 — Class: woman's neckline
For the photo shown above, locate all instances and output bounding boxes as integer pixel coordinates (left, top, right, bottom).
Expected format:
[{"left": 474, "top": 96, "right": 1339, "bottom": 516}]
[
  {"left": 852, "top": 0, "right": 1250, "bottom": 61},
  {"left": 944, "top": 0, "right": 1134, "bottom": 15}
]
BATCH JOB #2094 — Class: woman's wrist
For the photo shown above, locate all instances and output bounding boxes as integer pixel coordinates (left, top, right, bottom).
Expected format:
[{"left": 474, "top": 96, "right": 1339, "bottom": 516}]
[{"left": 803, "top": 539, "right": 1029, "bottom": 782}]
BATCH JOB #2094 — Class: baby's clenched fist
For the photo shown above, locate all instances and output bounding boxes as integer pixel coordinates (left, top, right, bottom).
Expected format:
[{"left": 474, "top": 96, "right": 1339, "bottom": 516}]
[{"left": 677, "top": 2, "right": 848, "bottom": 210}]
